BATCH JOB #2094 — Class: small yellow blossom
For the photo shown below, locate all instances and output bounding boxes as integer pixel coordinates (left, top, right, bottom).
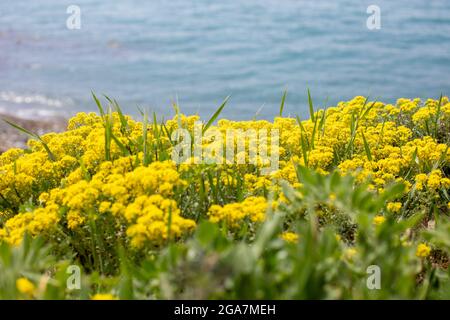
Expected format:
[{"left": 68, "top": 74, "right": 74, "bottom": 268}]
[
  {"left": 91, "top": 293, "right": 118, "bottom": 300},
  {"left": 416, "top": 243, "right": 431, "bottom": 258},
  {"left": 386, "top": 202, "right": 402, "bottom": 213},
  {"left": 99, "top": 201, "right": 111, "bottom": 214},
  {"left": 328, "top": 193, "right": 336, "bottom": 202},
  {"left": 373, "top": 215, "right": 386, "bottom": 225},
  {"left": 16, "top": 278, "right": 35, "bottom": 296},
  {"left": 281, "top": 232, "right": 299, "bottom": 243},
  {"left": 208, "top": 197, "right": 268, "bottom": 227},
  {"left": 344, "top": 248, "right": 357, "bottom": 260}
]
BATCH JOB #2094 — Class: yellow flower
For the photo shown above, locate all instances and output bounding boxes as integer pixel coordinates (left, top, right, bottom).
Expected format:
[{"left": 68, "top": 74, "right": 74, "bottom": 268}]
[
  {"left": 16, "top": 277, "right": 35, "bottom": 296},
  {"left": 99, "top": 201, "right": 111, "bottom": 214},
  {"left": 208, "top": 197, "right": 268, "bottom": 227},
  {"left": 328, "top": 193, "right": 336, "bottom": 202},
  {"left": 67, "top": 211, "right": 85, "bottom": 230},
  {"left": 427, "top": 171, "right": 442, "bottom": 190},
  {"left": 386, "top": 202, "right": 402, "bottom": 213},
  {"left": 344, "top": 248, "right": 357, "bottom": 261},
  {"left": 281, "top": 232, "right": 299, "bottom": 243},
  {"left": 91, "top": 293, "right": 118, "bottom": 300},
  {"left": 2, "top": 96, "right": 450, "bottom": 287},
  {"left": 415, "top": 174, "right": 428, "bottom": 191},
  {"left": 373, "top": 215, "right": 386, "bottom": 225},
  {"left": 441, "top": 178, "right": 450, "bottom": 188},
  {"left": 124, "top": 195, "right": 195, "bottom": 248},
  {"left": 416, "top": 243, "right": 431, "bottom": 258}
]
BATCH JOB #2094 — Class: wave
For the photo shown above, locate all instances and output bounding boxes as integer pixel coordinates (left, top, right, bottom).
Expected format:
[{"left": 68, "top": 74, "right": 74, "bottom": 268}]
[{"left": 0, "top": 91, "right": 73, "bottom": 108}]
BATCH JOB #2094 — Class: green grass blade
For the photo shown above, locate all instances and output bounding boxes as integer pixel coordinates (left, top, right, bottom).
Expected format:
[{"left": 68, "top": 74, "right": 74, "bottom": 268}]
[
  {"left": 300, "top": 133, "right": 309, "bottom": 166},
  {"left": 161, "top": 123, "right": 174, "bottom": 146},
  {"left": 92, "top": 91, "right": 105, "bottom": 117},
  {"left": 142, "top": 109, "right": 149, "bottom": 166},
  {"left": 105, "top": 96, "right": 129, "bottom": 132},
  {"left": 104, "top": 113, "right": 112, "bottom": 161},
  {"left": 203, "top": 95, "right": 230, "bottom": 134},
  {"left": 279, "top": 89, "right": 287, "bottom": 117},
  {"left": 137, "top": 106, "right": 145, "bottom": 117},
  {"left": 2, "top": 119, "right": 39, "bottom": 140},
  {"left": 361, "top": 131, "right": 372, "bottom": 161},
  {"left": 434, "top": 93, "right": 443, "bottom": 139},
  {"left": 2, "top": 118, "right": 56, "bottom": 161},
  {"left": 307, "top": 89, "right": 315, "bottom": 122},
  {"left": 111, "top": 132, "right": 130, "bottom": 156},
  {"left": 295, "top": 115, "right": 307, "bottom": 134}
]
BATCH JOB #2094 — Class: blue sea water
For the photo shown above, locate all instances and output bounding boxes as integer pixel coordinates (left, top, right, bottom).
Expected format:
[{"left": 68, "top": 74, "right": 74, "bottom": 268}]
[{"left": 0, "top": 0, "right": 449, "bottom": 120}]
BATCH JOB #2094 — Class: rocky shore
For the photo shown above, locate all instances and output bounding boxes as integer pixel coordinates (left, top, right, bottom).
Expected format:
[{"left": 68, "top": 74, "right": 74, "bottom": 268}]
[{"left": 0, "top": 112, "right": 66, "bottom": 153}]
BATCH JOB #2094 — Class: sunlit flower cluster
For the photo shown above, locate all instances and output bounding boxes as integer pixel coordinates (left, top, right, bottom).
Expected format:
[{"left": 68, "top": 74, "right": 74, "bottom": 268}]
[
  {"left": 0, "top": 95, "right": 449, "bottom": 256},
  {"left": 208, "top": 196, "right": 268, "bottom": 227}
]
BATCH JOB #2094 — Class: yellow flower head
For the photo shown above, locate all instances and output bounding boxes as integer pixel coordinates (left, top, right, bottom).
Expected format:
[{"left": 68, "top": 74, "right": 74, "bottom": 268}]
[
  {"left": 344, "top": 248, "right": 357, "bottom": 261},
  {"left": 373, "top": 215, "right": 386, "bottom": 226},
  {"left": 91, "top": 293, "right": 118, "bottom": 300},
  {"left": 208, "top": 197, "right": 268, "bottom": 227},
  {"left": 416, "top": 243, "right": 431, "bottom": 258},
  {"left": 386, "top": 202, "right": 402, "bottom": 213},
  {"left": 280, "top": 232, "right": 299, "bottom": 243},
  {"left": 16, "top": 277, "right": 35, "bottom": 296},
  {"left": 328, "top": 192, "right": 336, "bottom": 202}
]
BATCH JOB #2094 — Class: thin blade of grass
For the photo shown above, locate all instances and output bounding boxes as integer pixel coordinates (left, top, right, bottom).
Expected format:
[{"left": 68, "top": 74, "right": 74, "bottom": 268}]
[
  {"left": 203, "top": 95, "right": 230, "bottom": 134},
  {"left": 2, "top": 118, "right": 56, "bottom": 161},
  {"left": 92, "top": 91, "right": 105, "bottom": 117},
  {"left": 279, "top": 89, "right": 287, "bottom": 117},
  {"left": 307, "top": 89, "right": 315, "bottom": 122},
  {"left": 142, "top": 109, "right": 149, "bottom": 166},
  {"left": 361, "top": 131, "right": 372, "bottom": 161}
]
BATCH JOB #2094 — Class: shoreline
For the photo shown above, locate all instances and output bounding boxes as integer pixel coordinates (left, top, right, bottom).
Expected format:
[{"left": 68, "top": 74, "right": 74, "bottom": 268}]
[{"left": 0, "top": 112, "right": 66, "bottom": 153}]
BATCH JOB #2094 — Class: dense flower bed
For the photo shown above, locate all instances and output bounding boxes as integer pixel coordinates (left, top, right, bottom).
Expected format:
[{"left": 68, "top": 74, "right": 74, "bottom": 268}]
[{"left": 1, "top": 95, "right": 450, "bottom": 299}]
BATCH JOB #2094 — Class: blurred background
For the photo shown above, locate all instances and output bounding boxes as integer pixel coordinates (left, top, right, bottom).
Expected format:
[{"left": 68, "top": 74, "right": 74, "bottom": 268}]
[{"left": 0, "top": 0, "right": 449, "bottom": 120}]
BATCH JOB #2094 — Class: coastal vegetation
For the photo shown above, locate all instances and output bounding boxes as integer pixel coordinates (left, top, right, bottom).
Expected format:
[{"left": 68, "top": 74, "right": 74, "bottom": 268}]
[{"left": 1, "top": 94, "right": 450, "bottom": 299}]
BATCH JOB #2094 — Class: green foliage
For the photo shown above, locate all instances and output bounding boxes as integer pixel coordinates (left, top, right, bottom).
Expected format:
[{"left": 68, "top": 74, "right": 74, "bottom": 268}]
[{"left": 5, "top": 168, "right": 443, "bottom": 300}]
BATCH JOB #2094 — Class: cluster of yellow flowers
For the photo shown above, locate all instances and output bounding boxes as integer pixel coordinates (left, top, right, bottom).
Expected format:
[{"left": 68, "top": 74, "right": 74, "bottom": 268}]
[
  {"left": 125, "top": 194, "right": 195, "bottom": 248},
  {"left": 208, "top": 196, "right": 267, "bottom": 227},
  {"left": 16, "top": 277, "right": 35, "bottom": 297},
  {"left": 416, "top": 243, "right": 431, "bottom": 258},
  {"left": 0, "top": 159, "right": 196, "bottom": 248},
  {"left": 373, "top": 215, "right": 386, "bottom": 226},
  {"left": 386, "top": 202, "right": 402, "bottom": 213},
  {"left": 0, "top": 204, "right": 59, "bottom": 246},
  {"left": 415, "top": 170, "right": 450, "bottom": 191},
  {"left": 280, "top": 231, "right": 299, "bottom": 243},
  {"left": 0, "top": 96, "right": 449, "bottom": 252}
]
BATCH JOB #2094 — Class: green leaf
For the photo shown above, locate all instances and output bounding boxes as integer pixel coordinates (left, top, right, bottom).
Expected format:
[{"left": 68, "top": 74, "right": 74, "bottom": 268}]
[
  {"left": 91, "top": 91, "right": 105, "bottom": 117},
  {"left": 2, "top": 119, "right": 56, "bottom": 161},
  {"left": 104, "top": 96, "right": 129, "bottom": 132},
  {"left": 203, "top": 95, "right": 230, "bottom": 134},
  {"left": 361, "top": 131, "right": 372, "bottom": 161},
  {"left": 111, "top": 132, "right": 130, "bottom": 156},
  {"left": 142, "top": 109, "right": 150, "bottom": 166},
  {"left": 279, "top": 89, "right": 287, "bottom": 117},
  {"left": 307, "top": 89, "right": 315, "bottom": 122}
]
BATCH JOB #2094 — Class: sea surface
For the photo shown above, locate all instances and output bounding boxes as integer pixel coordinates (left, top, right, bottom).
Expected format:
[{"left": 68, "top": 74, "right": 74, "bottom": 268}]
[{"left": 0, "top": 0, "right": 450, "bottom": 120}]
